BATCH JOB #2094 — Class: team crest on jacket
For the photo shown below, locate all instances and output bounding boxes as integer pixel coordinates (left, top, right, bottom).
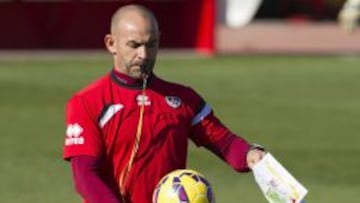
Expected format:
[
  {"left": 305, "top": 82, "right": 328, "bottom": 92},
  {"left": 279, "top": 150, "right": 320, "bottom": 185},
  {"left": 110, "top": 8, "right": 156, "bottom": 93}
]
[{"left": 165, "top": 96, "right": 181, "bottom": 108}]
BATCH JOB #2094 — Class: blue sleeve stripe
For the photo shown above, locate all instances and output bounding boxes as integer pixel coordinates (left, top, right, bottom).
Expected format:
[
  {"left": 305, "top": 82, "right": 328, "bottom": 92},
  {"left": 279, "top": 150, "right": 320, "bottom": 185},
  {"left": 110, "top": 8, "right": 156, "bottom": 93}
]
[{"left": 191, "top": 103, "right": 212, "bottom": 126}]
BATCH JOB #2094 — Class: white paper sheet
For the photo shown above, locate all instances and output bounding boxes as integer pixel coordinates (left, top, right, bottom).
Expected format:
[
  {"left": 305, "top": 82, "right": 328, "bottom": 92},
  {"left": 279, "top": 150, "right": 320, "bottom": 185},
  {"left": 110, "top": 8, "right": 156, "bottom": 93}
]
[{"left": 252, "top": 153, "right": 308, "bottom": 203}]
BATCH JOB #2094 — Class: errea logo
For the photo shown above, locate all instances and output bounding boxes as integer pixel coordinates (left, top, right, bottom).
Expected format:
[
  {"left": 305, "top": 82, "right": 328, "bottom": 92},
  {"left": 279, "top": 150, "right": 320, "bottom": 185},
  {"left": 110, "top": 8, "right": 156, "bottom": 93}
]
[
  {"left": 65, "top": 123, "right": 84, "bottom": 146},
  {"left": 136, "top": 94, "right": 151, "bottom": 106}
]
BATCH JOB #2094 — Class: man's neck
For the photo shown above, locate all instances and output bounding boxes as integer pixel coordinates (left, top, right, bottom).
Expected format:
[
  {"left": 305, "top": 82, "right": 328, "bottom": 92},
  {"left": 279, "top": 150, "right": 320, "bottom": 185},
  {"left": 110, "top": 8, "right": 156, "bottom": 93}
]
[
  {"left": 111, "top": 68, "right": 153, "bottom": 89},
  {"left": 112, "top": 69, "right": 143, "bottom": 86}
]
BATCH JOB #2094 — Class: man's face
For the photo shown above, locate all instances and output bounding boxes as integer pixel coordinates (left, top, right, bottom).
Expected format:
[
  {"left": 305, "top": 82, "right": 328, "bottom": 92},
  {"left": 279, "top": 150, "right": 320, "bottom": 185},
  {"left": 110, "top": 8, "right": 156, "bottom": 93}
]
[{"left": 112, "top": 18, "right": 159, "bottom": 79}]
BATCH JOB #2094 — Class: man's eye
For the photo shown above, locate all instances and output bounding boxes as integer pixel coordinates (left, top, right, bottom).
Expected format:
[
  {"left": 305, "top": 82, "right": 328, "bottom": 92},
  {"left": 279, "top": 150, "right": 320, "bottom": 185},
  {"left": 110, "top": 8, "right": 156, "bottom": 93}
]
[{"left": 128, "top": 42, "right": 141, "bottom": 48}]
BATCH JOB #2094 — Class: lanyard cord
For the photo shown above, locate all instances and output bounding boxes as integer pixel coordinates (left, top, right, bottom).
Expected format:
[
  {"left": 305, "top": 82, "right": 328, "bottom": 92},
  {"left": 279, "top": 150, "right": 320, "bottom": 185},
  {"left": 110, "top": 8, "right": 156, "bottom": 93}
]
[{"left": 119, "top": 75, "right": 148, "bottom": 202}]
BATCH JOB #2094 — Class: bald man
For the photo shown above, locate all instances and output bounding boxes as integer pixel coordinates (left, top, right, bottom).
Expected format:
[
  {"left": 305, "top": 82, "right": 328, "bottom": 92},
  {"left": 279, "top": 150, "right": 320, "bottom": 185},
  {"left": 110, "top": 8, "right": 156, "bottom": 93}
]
[
  {"left": 105, "top": 5, "right": 159, "bottom": 79},
  {"left": 63, "top": 4, "right": 265, "bottom": 203}
]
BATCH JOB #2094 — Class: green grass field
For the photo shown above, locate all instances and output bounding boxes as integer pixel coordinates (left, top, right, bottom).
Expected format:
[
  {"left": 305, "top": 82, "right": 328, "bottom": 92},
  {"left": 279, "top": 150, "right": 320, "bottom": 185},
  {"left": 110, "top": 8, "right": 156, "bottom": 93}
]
[{"left": 1, "top": 54, "right": 359, "bottom": 203}]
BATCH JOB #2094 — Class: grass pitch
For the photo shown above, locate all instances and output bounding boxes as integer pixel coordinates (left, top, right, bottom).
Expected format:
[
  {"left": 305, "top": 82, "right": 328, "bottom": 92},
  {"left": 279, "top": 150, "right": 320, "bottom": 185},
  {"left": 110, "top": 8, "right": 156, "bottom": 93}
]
[{"left": 0, "top": 54, "right": 359, "bottom": 202}]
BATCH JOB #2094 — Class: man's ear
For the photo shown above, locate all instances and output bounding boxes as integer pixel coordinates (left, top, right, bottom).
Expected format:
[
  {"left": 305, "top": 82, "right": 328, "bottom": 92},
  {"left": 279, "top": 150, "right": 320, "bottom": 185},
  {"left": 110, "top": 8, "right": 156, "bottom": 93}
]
[{"left": 104, "top": 34, "right": 116, "bottom": 55}]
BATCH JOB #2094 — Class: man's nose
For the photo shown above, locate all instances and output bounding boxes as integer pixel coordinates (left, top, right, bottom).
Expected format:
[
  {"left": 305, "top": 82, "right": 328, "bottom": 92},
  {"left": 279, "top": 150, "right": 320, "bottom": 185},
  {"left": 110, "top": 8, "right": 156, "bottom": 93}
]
[{"left": 137, "top": 46, "right": 147, "bottom": 59}]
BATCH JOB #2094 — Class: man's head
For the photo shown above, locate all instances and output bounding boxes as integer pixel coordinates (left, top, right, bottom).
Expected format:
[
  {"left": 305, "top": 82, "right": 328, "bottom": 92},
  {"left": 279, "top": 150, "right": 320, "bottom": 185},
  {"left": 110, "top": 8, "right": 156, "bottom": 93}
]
[{"left": 105, "top": 5, "right": 160, "bottom": 79}]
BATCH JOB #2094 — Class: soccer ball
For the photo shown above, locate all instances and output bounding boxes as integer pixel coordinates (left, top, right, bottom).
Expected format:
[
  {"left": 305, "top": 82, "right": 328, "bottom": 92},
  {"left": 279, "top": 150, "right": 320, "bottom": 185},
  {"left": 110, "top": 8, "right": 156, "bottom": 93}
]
[{"left": 152, "top": 169, "right": 215, "bottom": 203}]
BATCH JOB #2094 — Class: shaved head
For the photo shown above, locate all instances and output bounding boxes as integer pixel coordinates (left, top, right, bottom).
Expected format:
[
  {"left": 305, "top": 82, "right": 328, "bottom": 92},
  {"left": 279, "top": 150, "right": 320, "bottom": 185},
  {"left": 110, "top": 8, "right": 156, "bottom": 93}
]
[
  {"left": 104, "top": 4, "right": 160, "bottom": 79},
  {"left": 110, "top": 5, "right": 159, "bottom": 35}
]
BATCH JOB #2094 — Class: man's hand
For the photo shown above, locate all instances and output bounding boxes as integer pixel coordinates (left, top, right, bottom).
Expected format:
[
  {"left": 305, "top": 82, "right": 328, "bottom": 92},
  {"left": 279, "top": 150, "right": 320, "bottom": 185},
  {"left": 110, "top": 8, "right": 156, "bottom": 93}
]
[{"left": 246, "top": 148, "right": 266, "bottom": 169}]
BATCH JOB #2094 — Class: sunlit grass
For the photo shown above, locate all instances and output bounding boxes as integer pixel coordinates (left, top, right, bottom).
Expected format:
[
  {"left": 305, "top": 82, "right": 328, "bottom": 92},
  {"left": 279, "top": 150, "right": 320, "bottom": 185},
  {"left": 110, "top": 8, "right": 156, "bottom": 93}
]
[{"left": 1, "top": 55, "right": 359, "bottom": 202}]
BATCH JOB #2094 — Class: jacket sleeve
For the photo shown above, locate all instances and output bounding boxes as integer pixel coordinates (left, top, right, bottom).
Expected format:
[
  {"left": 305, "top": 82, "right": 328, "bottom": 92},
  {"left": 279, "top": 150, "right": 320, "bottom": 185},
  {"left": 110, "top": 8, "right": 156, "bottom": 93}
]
[
  {"left": 71, "top": 155, "right": 122, "bottom": 203},
  {"left": 189, "top": 101, "right": 251, "bottom": 172},
  {"left": 208, "top": 133, "right": 252, "bottom": 172},
  {"left": 186, "top": 87, "right": 252, "bottom": 172}
]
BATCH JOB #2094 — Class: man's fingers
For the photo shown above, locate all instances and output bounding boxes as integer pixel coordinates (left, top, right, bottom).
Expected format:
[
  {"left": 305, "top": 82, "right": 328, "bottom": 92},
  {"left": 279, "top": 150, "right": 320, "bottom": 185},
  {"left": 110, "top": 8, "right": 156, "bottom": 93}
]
[{"left": 247, "top": 149, "right": 266, "bottom": 169}]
